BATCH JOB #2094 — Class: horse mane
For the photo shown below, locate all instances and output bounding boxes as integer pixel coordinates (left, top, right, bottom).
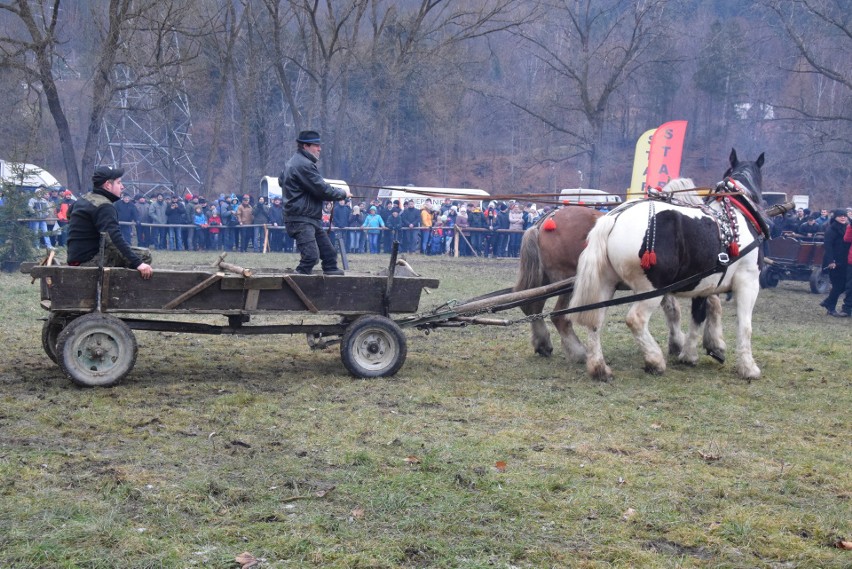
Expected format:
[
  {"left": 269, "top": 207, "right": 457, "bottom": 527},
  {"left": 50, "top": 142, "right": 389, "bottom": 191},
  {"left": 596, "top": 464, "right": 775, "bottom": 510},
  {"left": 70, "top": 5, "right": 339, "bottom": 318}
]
[{"left": 661, "top": 178, "right": 702, "bottom": 206}]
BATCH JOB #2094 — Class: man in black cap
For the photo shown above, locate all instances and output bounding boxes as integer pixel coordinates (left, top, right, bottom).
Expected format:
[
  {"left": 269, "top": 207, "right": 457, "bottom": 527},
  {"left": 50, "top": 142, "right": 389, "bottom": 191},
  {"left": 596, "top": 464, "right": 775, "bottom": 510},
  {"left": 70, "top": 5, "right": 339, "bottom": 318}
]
[
  {"left": 66, "top": 166, "right": 153, "bottom": 279},
  {"left": 279, "top": 130, "right": 351, "bottom": 275}
]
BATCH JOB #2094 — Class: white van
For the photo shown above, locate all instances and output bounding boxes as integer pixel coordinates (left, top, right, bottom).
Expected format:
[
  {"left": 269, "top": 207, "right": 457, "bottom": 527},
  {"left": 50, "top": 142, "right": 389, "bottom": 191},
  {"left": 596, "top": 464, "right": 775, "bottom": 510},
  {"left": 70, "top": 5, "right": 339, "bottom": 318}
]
[
  {"left": 260, "top": 175, "right": 350, "bottom": 201},
  {"left": 376, "top": 186, "right": 490, "bottom": 209},
  {"left": 0, "top": 160, "right": 63, "bottom": 191},
  {"left": 559, "top": 188, "right": 622, "bottom": 207}
]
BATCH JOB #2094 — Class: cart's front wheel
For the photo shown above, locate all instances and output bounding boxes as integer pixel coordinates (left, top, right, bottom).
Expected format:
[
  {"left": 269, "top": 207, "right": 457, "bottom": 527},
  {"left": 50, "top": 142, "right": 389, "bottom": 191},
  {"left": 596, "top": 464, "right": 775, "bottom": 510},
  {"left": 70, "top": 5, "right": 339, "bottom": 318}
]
[
  {"left": 809, "top": 266, "right": 830, "bottom": 294},
  {"left": 340, "top": 315, "right": 407, "bottom": 378},
  {"left": 55, "top": 313, "right": 138, "bottom": 387},
  {"left": 759, "top": 266, "right": 779, "bottom": 288}
]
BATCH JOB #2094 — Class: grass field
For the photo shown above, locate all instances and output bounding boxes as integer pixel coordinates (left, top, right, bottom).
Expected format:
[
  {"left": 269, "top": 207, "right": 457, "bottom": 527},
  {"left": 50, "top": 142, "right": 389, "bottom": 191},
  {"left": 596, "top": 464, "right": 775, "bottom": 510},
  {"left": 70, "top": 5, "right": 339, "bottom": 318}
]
[{"left": 1, "top": 251, "right": 850, "bottom": 568}]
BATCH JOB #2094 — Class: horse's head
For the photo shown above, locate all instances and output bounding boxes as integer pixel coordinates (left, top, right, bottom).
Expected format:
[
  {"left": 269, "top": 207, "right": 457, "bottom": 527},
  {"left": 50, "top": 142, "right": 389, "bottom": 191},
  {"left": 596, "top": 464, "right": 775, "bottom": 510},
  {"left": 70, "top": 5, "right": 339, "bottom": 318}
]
[{"left": 724, "top": 148, "right": 765, "bottom": 204}]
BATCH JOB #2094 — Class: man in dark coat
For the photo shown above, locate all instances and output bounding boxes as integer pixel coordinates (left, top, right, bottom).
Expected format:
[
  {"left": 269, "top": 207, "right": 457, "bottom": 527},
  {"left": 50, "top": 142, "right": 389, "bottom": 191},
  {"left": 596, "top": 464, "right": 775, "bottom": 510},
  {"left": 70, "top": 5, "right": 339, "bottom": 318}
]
[
  {"left": 114, "top": 192, "right": 139, "bottom": 245},
  {"left": 268, "top": 196, "right": 285, "bottom": 252},
  {"left": 280, "top": 130, "right": 351, "bottom": 275},
  {"left": 820, "top": 209, "right": 850, "bottom": 316},
  {"left": 331, "top": 198, "right": 352, "bottom": 252},
  {"left": 400, "top": 200, "right": 420, "bottom": 253},
  {"left": 67, "top": 166, "right": 153, "bottom": 279}
]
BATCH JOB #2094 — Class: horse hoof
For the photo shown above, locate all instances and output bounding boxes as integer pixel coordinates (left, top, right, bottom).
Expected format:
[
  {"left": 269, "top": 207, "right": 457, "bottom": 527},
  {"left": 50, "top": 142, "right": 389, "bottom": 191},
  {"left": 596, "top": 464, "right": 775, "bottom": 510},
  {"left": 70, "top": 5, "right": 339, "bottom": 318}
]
[
  {"left": 644, "top": 364, "right": 665, "bottom": 375},
  {"left": 589, "top": 364, "right": 612, "bottom": 382},
  {"left": 675, "top": 358, "right": 697, "bottom": 368},
  {"left": 535, "top": 346, "right": 553, "bottom": 357},
  {"left": 706, "top": 349, "right": 726, "bottom": 364}
]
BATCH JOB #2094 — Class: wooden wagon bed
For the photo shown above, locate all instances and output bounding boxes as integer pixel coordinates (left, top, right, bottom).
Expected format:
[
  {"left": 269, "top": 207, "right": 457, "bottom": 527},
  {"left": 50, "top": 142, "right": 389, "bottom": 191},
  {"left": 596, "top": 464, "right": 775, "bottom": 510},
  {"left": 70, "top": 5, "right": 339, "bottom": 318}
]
[{"left": 26, "top": 262, "right": 439, "bottom": 386}]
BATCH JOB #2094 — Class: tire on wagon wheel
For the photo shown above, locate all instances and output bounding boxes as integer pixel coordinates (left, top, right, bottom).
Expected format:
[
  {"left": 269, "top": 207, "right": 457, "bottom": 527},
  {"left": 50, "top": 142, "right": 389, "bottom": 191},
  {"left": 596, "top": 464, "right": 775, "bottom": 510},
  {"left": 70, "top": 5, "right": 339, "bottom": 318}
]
[
  {"left": 340, "top": 315, "right": 407, "bottom": 378},
  {"left": 41, "top": 312, "right": 82, "bottom": 364},
  {"left": 759, "top": 266, "right": 779, "bottom": 288},
  {"left": 55, "top": 313, "right": 138, "bottom": 387},
  {"left": 809, "top": 266, "right": 830, "bottom": 294}
]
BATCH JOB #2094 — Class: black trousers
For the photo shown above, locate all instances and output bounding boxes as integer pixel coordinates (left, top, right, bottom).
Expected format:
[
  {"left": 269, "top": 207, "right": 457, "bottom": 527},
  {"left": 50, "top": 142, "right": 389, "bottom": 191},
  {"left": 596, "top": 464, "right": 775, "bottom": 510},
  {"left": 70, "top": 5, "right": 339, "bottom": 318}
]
[
  {"left": 823, "top": 265, "right": 848, "bottom": 309},
  {"left": 287, "top": 222, "right": 338, "bottom": 274}
]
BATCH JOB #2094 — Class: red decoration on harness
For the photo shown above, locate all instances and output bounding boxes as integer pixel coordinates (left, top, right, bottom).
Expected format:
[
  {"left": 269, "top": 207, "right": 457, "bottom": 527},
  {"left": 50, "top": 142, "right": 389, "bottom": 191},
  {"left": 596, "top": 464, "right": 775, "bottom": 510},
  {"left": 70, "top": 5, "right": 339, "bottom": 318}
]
[
  {"left": 640, "top": 250, "right": 657, "bottom": 269},
  {"left": 542, "top": 217, "right": 557, "bottom": 231},
  {"left": 729, "top": 242, "right": 739, "bottom": 256}
]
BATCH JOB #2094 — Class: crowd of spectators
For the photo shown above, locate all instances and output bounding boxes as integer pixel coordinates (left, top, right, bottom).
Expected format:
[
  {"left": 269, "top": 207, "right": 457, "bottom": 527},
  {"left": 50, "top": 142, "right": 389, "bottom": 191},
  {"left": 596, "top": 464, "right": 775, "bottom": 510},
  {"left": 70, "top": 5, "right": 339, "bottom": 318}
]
[
  {"left": 9, "top": 189, "right": 546, "bottom": 257},
  {"left": 770, "top": 207, "right": 846, "bottom": 240},
  {"left": 328, "top": 196, "right": 544, "bottom": 257}
]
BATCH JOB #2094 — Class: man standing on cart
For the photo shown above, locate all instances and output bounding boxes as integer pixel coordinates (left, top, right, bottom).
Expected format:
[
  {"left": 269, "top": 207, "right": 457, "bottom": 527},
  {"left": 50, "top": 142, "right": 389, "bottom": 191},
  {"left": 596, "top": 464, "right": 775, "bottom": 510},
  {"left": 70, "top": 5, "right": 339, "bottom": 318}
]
[
  {"left": 279, "top": 130, "right": 351, "bottom": 275},
  {"left": 66, "top": 166, "right": 153, "bottom": 280}
]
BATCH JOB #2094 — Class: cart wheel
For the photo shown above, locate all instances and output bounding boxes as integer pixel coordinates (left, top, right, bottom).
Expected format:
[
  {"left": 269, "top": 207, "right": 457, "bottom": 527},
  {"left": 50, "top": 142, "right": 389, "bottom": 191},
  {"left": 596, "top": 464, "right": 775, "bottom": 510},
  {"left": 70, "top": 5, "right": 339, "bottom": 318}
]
[
  {"left": 340, "top": 315, "right": 407, "bottom": 378},
  {"left": 809, "top": 267, "right": 830, "bottom": 294},
  {"left": 55, "top": 313, "right": 137, "bottom": 387},
  {"left": 42, "top": 313, "right": 83, "bottom": 364},
  {"left": 42, "top": 314, "right": 64, "bottom": 364},
  {"left": 759, "top": 266, "right": 779, "bottom": 288}
]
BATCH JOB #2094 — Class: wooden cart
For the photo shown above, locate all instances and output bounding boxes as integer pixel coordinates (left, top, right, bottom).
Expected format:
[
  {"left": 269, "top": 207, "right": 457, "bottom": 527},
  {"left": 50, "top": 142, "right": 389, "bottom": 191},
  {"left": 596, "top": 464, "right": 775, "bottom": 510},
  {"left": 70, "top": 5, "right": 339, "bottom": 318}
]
[
  {"left": 760, "top": 233, "right": 828, "bottom": 293},
  {"left": 26, "top": 261, "right": 438, "bottom": 387}
]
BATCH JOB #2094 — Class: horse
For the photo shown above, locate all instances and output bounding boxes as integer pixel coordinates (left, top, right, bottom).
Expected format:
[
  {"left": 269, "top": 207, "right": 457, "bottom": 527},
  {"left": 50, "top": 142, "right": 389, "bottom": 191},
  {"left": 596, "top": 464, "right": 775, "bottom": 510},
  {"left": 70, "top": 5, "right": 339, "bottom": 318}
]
[
  {"left": 569, "top": 149, "right": 767, "bottom": 381},
  {"left": 513, "top": 185, "right": 717, "bottom": 365}
]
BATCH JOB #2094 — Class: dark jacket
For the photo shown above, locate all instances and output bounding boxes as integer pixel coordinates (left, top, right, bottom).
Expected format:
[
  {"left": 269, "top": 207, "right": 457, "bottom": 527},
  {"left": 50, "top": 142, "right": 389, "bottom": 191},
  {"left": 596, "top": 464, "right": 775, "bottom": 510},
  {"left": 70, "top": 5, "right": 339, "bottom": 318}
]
[
  {"left": 332, "top": 203, "right": 352, "bottom": 228},
  {"left": 166, "top": 203, "right": 187, "bottom": 225},
  {"left": 823, "top": 219, "right": 850, "bottom": 267},
  {"left": 253, "top": 201, "right": 270, "bottom": 224},
  {"left": 268, "top": 203, "right": 284, "bottom": 226},
  {"left": 67, "top": 188, "right": 143, "bottom": 268},
  {"left": 115, "top": 198, "right": 138, "bottom": 223},
  {"left": 401, "top": 206, "right": 420, "bottom": 228},
  {"left": 279, "top": 148, "right": 347, "bottom": 226}
]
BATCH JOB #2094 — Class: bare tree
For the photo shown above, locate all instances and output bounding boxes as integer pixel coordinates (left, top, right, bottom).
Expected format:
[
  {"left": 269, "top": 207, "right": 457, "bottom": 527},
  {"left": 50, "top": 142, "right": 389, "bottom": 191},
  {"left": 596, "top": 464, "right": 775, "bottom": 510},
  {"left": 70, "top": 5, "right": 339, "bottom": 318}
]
[
  {"left": 0, "top": 0, "right": 201, "bottom": 192},
  {"left": 760, "top": 0, "right": 851, "bottom": 195},
  {"left": 503, "top": 0, "right": 674, "bottom": 188}
]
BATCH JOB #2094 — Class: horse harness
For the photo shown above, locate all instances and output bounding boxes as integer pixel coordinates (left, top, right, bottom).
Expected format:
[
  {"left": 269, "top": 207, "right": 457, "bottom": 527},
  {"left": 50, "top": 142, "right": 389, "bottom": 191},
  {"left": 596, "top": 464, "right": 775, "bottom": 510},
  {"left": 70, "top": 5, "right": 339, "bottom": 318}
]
[{"left": 607, "top": 179, "right": 768, "bottom": 280}]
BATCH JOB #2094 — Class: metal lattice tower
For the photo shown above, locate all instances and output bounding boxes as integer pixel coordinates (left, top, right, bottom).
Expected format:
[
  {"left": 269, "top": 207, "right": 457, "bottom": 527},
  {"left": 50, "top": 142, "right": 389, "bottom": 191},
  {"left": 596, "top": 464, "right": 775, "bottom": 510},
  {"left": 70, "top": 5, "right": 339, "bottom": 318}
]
[{"left": 98, "top": 34, "right": 201, "bottom": 197}]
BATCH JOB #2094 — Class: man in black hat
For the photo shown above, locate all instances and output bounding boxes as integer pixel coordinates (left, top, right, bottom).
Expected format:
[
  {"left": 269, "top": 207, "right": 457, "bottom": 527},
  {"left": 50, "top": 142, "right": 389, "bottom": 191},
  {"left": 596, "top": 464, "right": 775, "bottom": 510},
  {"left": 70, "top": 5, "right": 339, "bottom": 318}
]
[
  {"left": 279, "top": 130, "right": 351, "bottom": 275},
  {"left": 66, "top": 166, "right": 153, "bottom": 279}
]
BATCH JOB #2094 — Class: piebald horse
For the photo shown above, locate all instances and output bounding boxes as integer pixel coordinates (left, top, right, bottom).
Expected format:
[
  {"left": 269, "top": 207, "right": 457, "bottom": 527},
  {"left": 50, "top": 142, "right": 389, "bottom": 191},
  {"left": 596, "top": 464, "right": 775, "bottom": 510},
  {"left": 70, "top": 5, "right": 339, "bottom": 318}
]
[
  {"left": 513, "top": 180, "right": 724, "bottom": 366},
  {"left": 570, "top": 149, "right": 767, "bottom": 381}
]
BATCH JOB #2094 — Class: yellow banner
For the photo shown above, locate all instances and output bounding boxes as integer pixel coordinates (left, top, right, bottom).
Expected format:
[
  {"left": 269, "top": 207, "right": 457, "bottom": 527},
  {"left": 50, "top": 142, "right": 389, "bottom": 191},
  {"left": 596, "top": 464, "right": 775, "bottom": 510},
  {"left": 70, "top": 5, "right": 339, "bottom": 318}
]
[{"left": 628, "top": 128, "right": 656, "bottom": 200}]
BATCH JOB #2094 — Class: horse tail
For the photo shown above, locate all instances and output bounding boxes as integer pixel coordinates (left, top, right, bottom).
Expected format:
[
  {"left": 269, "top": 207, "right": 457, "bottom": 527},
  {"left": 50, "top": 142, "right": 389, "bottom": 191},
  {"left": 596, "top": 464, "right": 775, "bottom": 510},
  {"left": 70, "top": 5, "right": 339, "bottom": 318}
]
[
  {"left": 513, "top": 225, "right": 544, "bottom": 293},
  {"left": 570, "top": 214, "right": 618, "bottom": 328}
]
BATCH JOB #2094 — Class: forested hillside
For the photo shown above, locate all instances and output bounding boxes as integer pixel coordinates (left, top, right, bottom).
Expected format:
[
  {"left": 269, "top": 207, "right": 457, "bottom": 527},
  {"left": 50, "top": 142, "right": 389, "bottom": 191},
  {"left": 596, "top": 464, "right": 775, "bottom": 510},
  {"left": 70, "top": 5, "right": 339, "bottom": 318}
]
[{"left": 1, "top": 0, "right": 848, "bottom": 207}]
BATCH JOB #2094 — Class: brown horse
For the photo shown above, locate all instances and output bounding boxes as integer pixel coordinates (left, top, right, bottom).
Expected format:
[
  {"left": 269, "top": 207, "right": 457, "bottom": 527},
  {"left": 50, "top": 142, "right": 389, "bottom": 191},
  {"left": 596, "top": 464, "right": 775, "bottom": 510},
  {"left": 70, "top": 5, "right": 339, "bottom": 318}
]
[{"left": 514, "top": 198, "right": 724, "bottom": 366}]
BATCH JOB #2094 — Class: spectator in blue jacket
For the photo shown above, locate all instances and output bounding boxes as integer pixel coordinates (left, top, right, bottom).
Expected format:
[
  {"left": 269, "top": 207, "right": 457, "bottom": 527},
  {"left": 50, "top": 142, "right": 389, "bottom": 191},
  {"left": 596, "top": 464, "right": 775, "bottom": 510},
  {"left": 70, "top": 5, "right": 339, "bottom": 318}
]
[{"left": 362, "top": 205, "right": 385, "bottom": 254}]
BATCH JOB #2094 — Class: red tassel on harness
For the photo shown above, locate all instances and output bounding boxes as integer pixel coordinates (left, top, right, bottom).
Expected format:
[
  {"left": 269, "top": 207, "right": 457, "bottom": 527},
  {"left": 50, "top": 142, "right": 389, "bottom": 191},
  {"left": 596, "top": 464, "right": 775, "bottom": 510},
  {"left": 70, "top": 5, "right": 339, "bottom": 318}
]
[
  {"left": 640, "top": 250, "right": 656, "bottom": 269},
  {"left": 542, "top": 217, "right": 557, "bottom": 231},
  {"left": 729, "top": 242, "right": 739, "bottom": 256}
]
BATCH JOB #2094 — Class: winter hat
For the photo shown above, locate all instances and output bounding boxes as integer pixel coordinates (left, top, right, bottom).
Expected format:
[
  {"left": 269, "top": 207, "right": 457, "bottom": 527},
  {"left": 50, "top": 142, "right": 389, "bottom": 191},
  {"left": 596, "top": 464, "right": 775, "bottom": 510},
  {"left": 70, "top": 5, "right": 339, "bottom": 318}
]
[{"left": 92, "top": 166, "right": 124, "bottom": 187}]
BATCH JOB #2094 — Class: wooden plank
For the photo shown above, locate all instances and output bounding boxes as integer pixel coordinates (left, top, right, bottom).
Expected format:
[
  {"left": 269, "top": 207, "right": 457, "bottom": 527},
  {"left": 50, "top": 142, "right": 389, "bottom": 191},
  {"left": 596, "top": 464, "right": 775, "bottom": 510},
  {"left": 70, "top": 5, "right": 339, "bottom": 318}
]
[
  {"left": 100, "top": 268, "right": 112, "bottom": 310},
  {"left": 162, "top": 272, "right": 224, "bottom": 310},
  {"left": 244, "top": 289, "right": 261, "bottom": 310},
  {"left": 282, "top": 275, "right": 319, "bottom": 313},
  {"left": 220, "top": 276, "right": 283, "bottom": 290}
]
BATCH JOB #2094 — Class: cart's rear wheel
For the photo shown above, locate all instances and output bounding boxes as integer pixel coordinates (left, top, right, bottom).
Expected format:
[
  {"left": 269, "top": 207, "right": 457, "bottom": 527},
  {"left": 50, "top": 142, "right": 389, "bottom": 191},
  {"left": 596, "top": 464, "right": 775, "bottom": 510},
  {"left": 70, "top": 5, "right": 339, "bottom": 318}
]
[
  {"left": 809, "top": 267, "right": 830, "bottom": 294},
  {"left": 340, "top": 315, "right": 407, "bottom": 378},
  {"left": 42, "top": 314, "right": 65, "bottom": 364},
  {"left": 42, "top": 313, "right": 82, "bottom": 364},
  {"left": 759, "top": 266, "right": 779, "bottom": 288},
  {"left": 55, "top": 313, "right": 137, "bottom": 387}
]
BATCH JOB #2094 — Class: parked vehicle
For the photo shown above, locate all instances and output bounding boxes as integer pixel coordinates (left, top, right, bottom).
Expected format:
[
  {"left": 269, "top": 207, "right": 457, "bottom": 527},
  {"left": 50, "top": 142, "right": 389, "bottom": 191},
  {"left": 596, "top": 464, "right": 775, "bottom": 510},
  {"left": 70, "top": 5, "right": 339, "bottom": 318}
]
[{"left": 760, "top": 233, "right": 828, "bottom": 293}]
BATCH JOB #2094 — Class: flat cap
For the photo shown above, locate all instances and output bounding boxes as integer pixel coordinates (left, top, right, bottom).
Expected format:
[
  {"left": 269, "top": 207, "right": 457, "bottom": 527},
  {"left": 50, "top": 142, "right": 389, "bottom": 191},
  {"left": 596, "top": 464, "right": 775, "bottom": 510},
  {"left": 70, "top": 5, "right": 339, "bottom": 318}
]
[{"left": 92, "top": 166, "right": 125, "bottom": 187}]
